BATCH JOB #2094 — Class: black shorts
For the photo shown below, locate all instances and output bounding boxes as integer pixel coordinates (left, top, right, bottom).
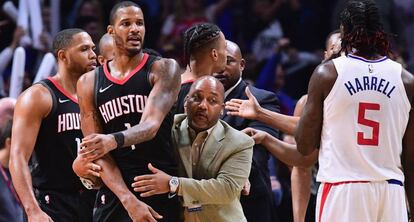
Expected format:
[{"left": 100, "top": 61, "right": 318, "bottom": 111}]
[
  {"left": 93, "top": 186, "right": 182, "bottom": 222},
  {"left": 35, "top": 188, "right": 96, "bottom": 222}
]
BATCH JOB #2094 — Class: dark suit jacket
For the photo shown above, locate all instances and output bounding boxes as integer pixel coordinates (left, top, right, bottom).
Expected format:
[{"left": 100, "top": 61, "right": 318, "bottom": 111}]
[{"left": 222, "top": 80, "right": 280, "bottom": 222}]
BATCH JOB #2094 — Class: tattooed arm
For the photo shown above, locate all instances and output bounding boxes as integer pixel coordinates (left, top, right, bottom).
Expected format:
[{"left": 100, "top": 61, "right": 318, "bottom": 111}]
[{"left": 73, "top": 70, "right": 161, "bottom": 221}]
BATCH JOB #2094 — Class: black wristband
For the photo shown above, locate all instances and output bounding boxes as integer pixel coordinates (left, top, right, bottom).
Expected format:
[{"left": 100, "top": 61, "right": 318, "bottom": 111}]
[{"left": 112, "top": 132, "right": 124, "bottom": 149}]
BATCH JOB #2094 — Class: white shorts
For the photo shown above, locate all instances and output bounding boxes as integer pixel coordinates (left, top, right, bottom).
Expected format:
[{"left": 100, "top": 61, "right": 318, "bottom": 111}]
[{"left": 316, "top": 180, "right": 408, "bottom": 222}]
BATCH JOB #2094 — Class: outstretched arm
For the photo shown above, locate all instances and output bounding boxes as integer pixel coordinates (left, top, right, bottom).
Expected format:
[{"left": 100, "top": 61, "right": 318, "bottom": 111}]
[
  {"left": 243, "top": 128, "right": 317, "bottom": 167},
  {"left": 226, "top": 87, "right": 300, "bottom": 135},
  {"left": 9, "top": 85, "right": 54, "bottom": 222}
]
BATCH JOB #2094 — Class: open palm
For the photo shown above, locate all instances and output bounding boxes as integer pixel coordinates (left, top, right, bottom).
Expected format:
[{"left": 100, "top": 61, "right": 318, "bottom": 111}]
[{"left": 225, "top": 87, "right": 261, "bottom": 120}]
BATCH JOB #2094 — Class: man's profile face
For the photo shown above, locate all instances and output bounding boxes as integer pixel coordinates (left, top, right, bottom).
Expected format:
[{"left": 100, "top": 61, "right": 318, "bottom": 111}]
[
  {"left": 212, "top": 32, "right": 228, "bottom": 74},
  {"left": 214, "top": 41, "right": 244, "bottom": 91},
  {"left": 186, "top": 79, "right": 224, "bottom": 132},
  {"left": 324, "top": 33, "right": 341, "bottom": 61},
  {"left": 65, "top": 32, "right": 97, "bottom": 75},
  {"left": 110, "top": 6, "right": 145, "bottom": 56}
]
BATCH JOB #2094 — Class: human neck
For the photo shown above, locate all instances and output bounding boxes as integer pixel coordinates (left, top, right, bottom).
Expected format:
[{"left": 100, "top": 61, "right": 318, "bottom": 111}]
[
  {"left": 110, "top": 52, "right": 144, "bottom": 77},
  {"left": 54, "top": 67, "right": 80, "bottom": 96}
]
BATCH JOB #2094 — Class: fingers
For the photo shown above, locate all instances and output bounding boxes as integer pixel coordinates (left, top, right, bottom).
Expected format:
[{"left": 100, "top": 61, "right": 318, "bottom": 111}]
[
  {"left": 134, "top": 175, "right": 153, "bottom": 182},
  {"left": 148, "top": 163, "right": 158, "bottom": 174},
  {"left": 87, "top": 169, "right": 101, "bottom": 178},
  {"left": 245, "top": 87, "right": 253, "bottom": 100},
  {"left": 133, "top": 184, "right": 156, "bottom": 193},
  {"left": 148, "top": 206, "right": 163, "bottom": 219},
  {"left": 242, "top": 128, "right": 256, "bottom": 136},
  {"left": 140, "top": 190, "right": 156, "bottom": 198}
]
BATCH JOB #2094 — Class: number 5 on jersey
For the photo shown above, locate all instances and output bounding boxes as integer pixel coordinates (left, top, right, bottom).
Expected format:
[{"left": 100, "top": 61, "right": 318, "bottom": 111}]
[{"left": 357, "top": 102, "right": 380, "bottom": 146}]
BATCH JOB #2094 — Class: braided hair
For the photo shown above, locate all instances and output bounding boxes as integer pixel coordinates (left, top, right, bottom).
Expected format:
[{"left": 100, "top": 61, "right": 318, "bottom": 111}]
[
  {"left": 183, "top": 23, "right": 222, "bottom": 65},
  {"left": 340, "top": 0, "right": 391, "bottom": 57}
]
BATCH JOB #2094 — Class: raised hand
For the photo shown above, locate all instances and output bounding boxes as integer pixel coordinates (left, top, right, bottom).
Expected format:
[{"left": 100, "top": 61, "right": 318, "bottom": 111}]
[
  {"left": 132, "top": 163, "right": 171, "bottom": 198},
  {"left": 225, "top": 87, "right": 261, "bottom": 120}
]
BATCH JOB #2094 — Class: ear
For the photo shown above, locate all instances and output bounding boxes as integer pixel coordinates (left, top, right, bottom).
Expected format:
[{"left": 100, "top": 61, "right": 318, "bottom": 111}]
[
  {"left": 211, "top": 49, "right": 218, "bottom": 62},
  {"left": 240, "top": 58, "right": 246, "bottom": 73},
  {"left": 5, "top": 137, "right": 11, "bottom": 150},
  {"left": 220, "top": 103, "right": 225, "bottom": 115},
  {"left": 57, "top": 49, "right": 67, "bottom": 63},
  {"left": 97, "top": 55, "right": 105, "bottom": 66},
  {"left": 107, "top": 25, "right": 114, "bottom": 35}
]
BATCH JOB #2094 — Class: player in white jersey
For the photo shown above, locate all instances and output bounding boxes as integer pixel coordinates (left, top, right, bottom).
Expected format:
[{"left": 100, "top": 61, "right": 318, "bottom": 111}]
[{"left": 295, "top": 0, "right": 414, "bottom": 221}]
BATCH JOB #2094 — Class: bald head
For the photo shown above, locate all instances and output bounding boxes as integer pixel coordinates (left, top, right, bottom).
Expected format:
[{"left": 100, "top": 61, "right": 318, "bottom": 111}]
[
  {"left": 190, "top": 76, "right": 225, "bottom": 100},
  {"left": 0, "top": 98, "right": 15, "bottom": 119},
  {"left": 186, "top": 76, "right": 225, "bottom": 132},
  {"left": 213, "top": 40, "right": 245, "bottom": 90},
  {"left": 0, "top": 98, "right": 15, "bottom": 149},
  {"left": 98, "top": 33, "right": 115, "bottom": 65}
]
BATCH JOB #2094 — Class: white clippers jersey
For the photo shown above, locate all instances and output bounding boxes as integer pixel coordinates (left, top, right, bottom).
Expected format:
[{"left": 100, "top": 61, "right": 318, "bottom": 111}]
[{"left": 317, "top": 54, "right": 411, "bottom": 183}]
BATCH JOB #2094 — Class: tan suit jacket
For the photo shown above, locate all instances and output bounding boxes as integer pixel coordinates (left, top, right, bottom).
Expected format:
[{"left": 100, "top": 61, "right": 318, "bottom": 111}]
[{"left": 172, "top": 114, "right": 254, "bottom": 222}]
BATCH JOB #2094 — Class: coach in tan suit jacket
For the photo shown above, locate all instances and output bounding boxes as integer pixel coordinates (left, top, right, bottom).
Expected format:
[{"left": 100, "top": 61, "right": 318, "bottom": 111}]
[{"left": 132, "top": 76, "right": 254, "bottom": 222}]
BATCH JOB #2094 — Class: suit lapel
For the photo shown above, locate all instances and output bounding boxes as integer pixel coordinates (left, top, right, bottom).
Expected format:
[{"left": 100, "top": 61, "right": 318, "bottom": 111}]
[
  {"left": 222, "top": 81, "right": 247, "bottom": 121},
  {"left": 175, "top": 118, "right": 193, "bottom": 178},
  {"left": 201, "top": 121, "right": 225, "bottom": 169}
]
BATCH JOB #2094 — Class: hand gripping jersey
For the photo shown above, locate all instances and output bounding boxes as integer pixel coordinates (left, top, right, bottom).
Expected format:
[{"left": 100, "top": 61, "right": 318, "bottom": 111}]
[
  {"left": 31, "top": 77, "right": 83, "bottom": 192},
  {"left": 317, "top": 55, "right": 410, "bottom": 183},
  {"left": 94, "top": 53, "right": 177, "bottom": 186}
]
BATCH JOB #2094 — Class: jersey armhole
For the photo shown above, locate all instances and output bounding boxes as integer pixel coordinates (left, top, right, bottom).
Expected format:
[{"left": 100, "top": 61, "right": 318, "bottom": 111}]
[
  {"left": 93, "top": 67, "right": 100, "bottom": 109},
  {"left": 36, "top": 79, "right": 57, "bottom": 119},
  {"left": 146, "top": 55, "right": 162, "bottom": 88}
]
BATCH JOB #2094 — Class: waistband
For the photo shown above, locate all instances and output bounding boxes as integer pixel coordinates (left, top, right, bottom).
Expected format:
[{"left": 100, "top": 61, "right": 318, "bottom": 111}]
[{"left": 325, "top": 179, "right": 403, "bottom": 186}]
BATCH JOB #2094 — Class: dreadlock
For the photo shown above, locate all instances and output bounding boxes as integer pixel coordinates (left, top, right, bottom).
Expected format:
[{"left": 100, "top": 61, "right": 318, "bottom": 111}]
[
  {"left": 183, "top": 23, "right": 221, "bottom": 65},
  {"left": 340, "top": 0, "right": 391, "bottom": 57}
]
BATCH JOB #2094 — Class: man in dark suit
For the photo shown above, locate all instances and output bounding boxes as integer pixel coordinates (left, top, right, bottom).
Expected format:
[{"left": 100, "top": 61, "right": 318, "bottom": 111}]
[{"left": 213, "top": 40, "right": 280, "bottom": 222}]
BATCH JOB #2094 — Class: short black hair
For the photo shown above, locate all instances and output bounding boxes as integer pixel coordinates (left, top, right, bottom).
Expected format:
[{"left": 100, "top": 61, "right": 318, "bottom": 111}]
[
  {"left": 340, "top": 0, "right": 390, "bottom": 56},
  {"left": 183, "top": 23, "right": 221, "bottom": 62},
  {"left": 0, "top": 118, "right": 12, "bottom": 149},
  {"left": 109, "top": 1, "right": 141, "bottom": 25},
  {"left": 52, "top": 28, "right": 85, "bottom": 57}
]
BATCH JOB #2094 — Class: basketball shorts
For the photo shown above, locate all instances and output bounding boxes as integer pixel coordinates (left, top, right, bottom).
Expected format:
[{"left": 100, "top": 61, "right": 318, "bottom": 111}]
[
  {"left": 93, "top": 186, "right": 182, "bottom": 222},
  {"left": 316, "top": 180, "right": 408, "bottom": 222},
  {"left": 35, "top": 188, "right": 96, "bottom": 222}
]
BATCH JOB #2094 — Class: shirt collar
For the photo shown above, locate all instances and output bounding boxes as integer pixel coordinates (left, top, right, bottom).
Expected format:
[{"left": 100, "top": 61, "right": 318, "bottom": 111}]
[
  {"left": 224, "top": 78, "right": 242, "bottom": 99},
  {"left": 187, "top": 121, "right": 218, "bottom": 142}
]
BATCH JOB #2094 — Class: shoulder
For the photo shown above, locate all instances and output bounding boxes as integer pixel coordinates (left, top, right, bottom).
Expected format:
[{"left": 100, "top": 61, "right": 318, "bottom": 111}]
[
  {"left": 150, "top": 58, "right": 181, "bottom": 85},
  {"left": 78, "top": 70, "right": 95, "bottom": 88},
  {"left": 309, "top": 60, "right": 338, "bottom": 98},
  {"left": 220, "top": 120, "right": 254, "bottom": 149},
  {"left": 16, "top": 83, "right": 52, "bottom": 118}
]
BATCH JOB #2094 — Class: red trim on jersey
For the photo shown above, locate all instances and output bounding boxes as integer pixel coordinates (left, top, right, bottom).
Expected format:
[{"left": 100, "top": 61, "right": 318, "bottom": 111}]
[
  {"left": 318, "top": 181, "right": 369, "bottom": 222},
  {"left": 103, "top": 53, "right": 149, "bottom": 85},
  {"left": 318, "top": 183, "right": 332, "bottom": 222},
  {"left": 181, "top": 79, "right": 194, "bottom": 85},
  {"left": 47, "top": 77, "right": 78, "bottom": 103}
]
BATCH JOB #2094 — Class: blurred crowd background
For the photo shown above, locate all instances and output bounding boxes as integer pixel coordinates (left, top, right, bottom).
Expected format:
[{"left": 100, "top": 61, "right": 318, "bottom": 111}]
[{"left": 1, "top": 0, "right": 413, "bottom": 106}]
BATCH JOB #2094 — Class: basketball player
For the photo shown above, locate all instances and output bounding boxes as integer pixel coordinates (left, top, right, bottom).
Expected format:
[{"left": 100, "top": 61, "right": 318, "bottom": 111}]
[
  {"left": 97, "top": 33, "right": 114, "bottom": 66},
  {"left": 9, "top": 29, "right": 97, "bottom": 222},
  {"left": 73, "top": 1, "right": 181, "bottom": 221},
  {"left": 174, "top": 22, "right": 227, "bottom": 114},
  {"left": 295, "top": 0, "right": 414, "bottom": 221}
]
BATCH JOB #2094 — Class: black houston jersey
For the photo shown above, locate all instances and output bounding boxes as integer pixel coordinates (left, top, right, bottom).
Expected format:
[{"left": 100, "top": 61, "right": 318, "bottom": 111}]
[
  {"left": 30, "top": 78, "right": 83, "bottom": 192},
  {"left": 95, "top": 53, "right": 177, "bottom": 181}
]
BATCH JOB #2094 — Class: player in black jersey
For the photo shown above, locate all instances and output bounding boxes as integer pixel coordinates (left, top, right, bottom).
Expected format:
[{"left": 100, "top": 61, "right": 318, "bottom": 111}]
[
  {"left": 9, "top": 29, "right": 98, "bottom": 222},
  {"left": 72, "top": 1, "right": 181, "bottom": 222},
  {"left": 174, "top": 23, "right": 227, "bottom": 114}
]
